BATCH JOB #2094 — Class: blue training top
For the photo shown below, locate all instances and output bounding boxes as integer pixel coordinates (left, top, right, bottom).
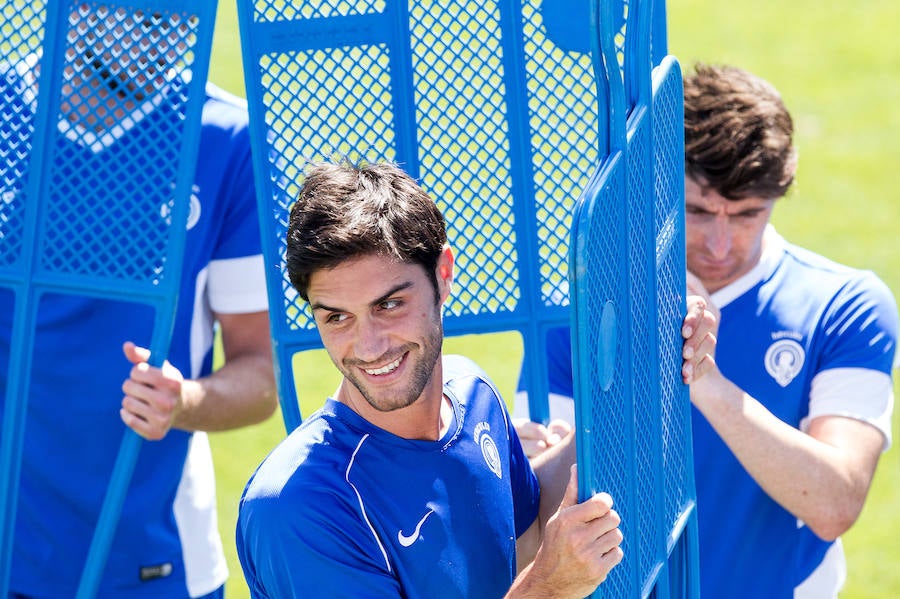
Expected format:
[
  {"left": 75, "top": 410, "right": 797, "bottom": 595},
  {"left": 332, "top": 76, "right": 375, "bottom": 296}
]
[{"left": 238, "top": 355, "right": 541, "bottom": 599}]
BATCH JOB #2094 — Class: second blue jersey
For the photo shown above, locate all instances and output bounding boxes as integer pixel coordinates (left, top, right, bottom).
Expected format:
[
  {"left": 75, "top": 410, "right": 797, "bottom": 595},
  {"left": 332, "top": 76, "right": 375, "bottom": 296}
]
[{"left": 517, "top": 230, "right": 897, "bottom": 597}]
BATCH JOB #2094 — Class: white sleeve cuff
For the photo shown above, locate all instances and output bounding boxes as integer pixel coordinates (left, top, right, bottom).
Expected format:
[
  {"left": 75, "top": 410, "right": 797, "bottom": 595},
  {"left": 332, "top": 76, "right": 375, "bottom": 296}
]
[
  {"left": 513, "top": 391, "right": 576, "bottom": 425},
  {"left": 207, "top": 254, "right": 268, "bottom": 314},
  {"left": 803, "top": 368, "right": 894, "bottom": 450}
]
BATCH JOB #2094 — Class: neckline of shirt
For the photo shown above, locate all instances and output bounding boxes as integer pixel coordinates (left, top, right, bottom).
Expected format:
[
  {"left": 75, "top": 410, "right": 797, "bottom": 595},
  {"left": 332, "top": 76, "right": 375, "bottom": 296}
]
[{"left": 710, "top": 225, "right": 786, "bottom": 309}]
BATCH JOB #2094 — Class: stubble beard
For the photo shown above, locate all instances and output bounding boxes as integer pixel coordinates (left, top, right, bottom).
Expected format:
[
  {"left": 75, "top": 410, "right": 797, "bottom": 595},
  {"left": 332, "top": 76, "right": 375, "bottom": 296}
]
[{"left": 344, "top": 311, "right": 444, "bottom": 413}]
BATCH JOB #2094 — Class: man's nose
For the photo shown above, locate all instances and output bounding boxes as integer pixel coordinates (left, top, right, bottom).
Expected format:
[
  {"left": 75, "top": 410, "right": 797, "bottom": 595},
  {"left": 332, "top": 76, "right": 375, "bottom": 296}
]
[
  {"left": 706, "top": 214, "right": 732, "bottom": 259},
  {"left": 353, "top": 317, "right": 389, "bottom": 363}
]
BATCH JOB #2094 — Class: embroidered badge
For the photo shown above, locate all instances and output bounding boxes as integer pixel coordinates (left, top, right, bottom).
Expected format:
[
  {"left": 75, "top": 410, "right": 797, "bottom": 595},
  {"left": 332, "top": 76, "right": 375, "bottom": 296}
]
[
  {"left": 764, "top": 338, "right": 805, "bottom": 387},
  {"left": 475, "top": 422, "right": 502, "bottom": 479},
  {"left": 159, "top": 184, "right": 201, "bottom": 230}
]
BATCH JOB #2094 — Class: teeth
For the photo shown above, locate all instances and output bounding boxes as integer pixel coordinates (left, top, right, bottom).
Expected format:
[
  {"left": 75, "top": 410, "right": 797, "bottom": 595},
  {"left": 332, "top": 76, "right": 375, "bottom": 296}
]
[{"left": 365, "top": 356, "right": 402, "bottom": 376}]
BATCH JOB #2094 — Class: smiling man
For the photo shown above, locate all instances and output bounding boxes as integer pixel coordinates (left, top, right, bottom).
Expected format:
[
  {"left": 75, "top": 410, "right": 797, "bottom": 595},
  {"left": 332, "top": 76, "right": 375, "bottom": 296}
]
[
  {"left": 514, "top": 64, "right": 899, "bottom": 598},
  {"left": 235, "top": 160, "right": 638, "bottom": 598}
]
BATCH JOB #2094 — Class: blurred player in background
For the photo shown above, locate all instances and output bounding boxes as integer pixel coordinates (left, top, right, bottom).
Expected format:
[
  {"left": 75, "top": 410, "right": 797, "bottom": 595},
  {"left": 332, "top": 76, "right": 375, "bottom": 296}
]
[{"left": 0, "top": 6, "right": 276, "bottom": 597}]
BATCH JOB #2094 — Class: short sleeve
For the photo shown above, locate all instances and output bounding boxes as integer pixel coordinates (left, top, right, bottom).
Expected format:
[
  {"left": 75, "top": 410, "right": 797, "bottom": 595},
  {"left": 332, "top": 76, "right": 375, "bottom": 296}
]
[
  {"left": 237, "top": 487, "right": 401, "bottom": 598},
  {"left": 506, "top": 410, "right": 541, "bottom": 537},
  {"left": 817, "top": 272, "right": 898, "bottom": 375}
]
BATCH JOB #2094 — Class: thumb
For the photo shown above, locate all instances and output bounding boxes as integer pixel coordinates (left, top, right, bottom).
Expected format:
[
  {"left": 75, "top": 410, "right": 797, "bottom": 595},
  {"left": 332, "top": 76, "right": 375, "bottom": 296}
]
[
  {"left": 559, "top": 463, "right": 580, "bottom": 510},
  {"left": 122, "top": 341, "right": 151, "bottom": 366}
]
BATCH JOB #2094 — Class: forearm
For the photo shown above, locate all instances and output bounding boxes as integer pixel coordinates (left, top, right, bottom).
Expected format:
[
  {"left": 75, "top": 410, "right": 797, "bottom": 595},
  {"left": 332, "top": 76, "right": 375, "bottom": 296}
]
[
  {"left": 506, "top": 561, "right": 551, "bottom": 599},
  {"left": 514, "top": 430, "right": 578, "bottom": 568},
  {"left": 691, "top": 372, "right": 880, "bottom": 539},
  {"left": 175, "top": 352, "right": 277, "bottom": 432},
  {"left": 531, "top": 430, "right": 578, "bottom": 525}
]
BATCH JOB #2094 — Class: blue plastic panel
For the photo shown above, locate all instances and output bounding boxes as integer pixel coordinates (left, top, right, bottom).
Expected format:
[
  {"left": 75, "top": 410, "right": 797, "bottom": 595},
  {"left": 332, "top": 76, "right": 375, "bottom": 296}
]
[
  {"left": 0, "top": 1, "right": 217, "bottom": 596},
  {"left": 237, "top": 0, "right": 697, "bottom": 596},
  {"left": 236, "top": 0, "right": 608, "bottom": 430},
  {"left": 571, "top": 0, "right": 698, "bottom": 597}
]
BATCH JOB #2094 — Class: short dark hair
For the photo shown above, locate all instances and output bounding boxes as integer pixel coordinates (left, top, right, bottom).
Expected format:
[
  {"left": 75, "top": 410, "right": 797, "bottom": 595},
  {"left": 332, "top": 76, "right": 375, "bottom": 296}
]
[
  {"left": 286, "top": 160, "right": 448, "bottom": 301},
  {"left": 683, "top": 63, "right": 798, "bottom": 200}
]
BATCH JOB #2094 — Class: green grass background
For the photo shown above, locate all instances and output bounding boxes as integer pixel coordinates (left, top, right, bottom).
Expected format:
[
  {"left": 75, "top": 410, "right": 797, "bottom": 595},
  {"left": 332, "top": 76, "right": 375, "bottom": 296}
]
[{"left": 207, "top": 1, "right": 900, "bottom": 596}]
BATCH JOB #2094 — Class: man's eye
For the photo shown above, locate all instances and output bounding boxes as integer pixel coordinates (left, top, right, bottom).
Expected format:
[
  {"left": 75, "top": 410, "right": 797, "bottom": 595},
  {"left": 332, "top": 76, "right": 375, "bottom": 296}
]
[
  {"left": 380, "top": 299, "right": 401, "bottom": 310},
  {"left": 326, "top": 313, "right": 347, "bottom": 324}
]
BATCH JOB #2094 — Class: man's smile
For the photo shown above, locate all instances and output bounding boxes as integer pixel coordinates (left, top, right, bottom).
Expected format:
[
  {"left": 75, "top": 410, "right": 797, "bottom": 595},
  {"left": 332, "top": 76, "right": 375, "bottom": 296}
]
[{"left": 364, "top": 354, "right": 405, "bottom": 376}]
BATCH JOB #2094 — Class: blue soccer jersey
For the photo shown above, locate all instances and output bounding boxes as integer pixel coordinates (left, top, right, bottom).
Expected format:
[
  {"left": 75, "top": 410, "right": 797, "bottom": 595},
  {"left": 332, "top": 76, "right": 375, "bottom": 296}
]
[
  {"left": 515, "top": 228, "right": 897, "bottom": 597},
  {"left": 237, "top": 355, "right": 541, "bottom": 599},
  {"left": 0, "top": 63, "right": 266, "bottom": 597}
]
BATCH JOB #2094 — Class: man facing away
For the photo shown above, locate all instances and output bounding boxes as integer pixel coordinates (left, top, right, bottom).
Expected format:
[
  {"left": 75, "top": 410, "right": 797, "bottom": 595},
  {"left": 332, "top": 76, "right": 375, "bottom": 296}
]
[
  {"left": 237, "top": 160, "right": 715, "bottom": 597},
  {"left": 514, "top": 63, "right": 899, "bottom": 598},
  {"left": 0, "top": 7, "right": 277, "bottom": 597}
]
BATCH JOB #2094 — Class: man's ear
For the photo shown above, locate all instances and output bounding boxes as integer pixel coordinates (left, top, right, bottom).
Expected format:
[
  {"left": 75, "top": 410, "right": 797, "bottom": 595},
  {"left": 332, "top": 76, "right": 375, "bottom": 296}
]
[{"left": 436, "top": 245, "right": 454, "bottom": 304}]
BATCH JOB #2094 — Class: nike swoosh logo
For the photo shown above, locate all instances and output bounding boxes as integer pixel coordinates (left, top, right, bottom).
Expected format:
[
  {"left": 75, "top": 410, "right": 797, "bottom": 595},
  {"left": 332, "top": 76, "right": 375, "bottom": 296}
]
[{"left": 397, "top": 509, "right": 435, "bottom": 547}]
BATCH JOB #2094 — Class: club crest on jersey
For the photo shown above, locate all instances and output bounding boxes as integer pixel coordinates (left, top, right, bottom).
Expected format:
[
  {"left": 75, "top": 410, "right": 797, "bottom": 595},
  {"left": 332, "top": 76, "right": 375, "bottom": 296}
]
[
  {"left": 475, "top": 422, "right": 502, "bottom": 479},
  {"left": 764, "top": 336, "right": 805, "bottom": 387},
  {"left": 159, "top": 184, "right": 201, "bottom": 230}
]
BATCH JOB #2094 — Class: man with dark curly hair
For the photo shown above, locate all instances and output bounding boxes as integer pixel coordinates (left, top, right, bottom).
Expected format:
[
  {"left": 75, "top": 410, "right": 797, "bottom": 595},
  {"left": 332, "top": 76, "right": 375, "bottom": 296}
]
[
  {"left": 515, "top": 64, "right": 898, "bottom": 597},
  {"left": 238, "top": 160, "right": 639, "bottom": 598}
]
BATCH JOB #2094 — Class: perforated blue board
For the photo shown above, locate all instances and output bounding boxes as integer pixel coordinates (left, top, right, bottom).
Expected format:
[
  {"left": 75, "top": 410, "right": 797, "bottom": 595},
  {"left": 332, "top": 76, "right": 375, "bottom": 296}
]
[
  {"left": 0, "top": 1, "right": 217, "bottom": 596},
  {"left": 570, "top": 0, "right": 699, "bottom": 595},
  {"left": 238, "top": 0, "right": 698, "bottom": 596},
  {"left": 236, "top": 0, "right": 611, "bottom": 430}
]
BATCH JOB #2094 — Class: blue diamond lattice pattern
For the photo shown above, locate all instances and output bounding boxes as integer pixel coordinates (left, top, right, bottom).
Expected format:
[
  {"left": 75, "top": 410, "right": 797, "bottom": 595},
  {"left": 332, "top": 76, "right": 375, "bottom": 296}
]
[
  {"left": 256, "top": 44, "right": 398, "bottom": 332},
  {"left": 0, "top": 2, "right": 218, "bottom": 596},
  {"left": 653, "top": 60, "right": 693, "bottom": 532},
  {"left": 40, "top": 4, "right": 200, "bottom": 287},
  {"left": 238, "top": 0, "right": 609, "bottom": 429},
  {"left": 522, "top": 0, "right": 600, "bottom": 307},
  {"left": 627, "top": 115, "right": 666, "bottom": 590},
  {"left": 0, "top": 1, "right": 45, "bottom": 271},
  {"left": 578, "top": 175, "right": 634, "bottom": 599},
  {"left": 251, "top": 0, "right": 385, "bottom": 22},
  {"left": 410, "top": 0, "right": 520, "bottom": 317},
  {"left": 572, "top": 51, "right": 698, "bottom": 598}
]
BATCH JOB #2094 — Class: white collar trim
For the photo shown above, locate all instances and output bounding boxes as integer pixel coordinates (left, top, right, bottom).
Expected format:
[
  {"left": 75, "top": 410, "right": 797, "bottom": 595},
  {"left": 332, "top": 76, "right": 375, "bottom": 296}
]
[
  {"left": 710, "top": 225, "right": 785, "bottom": 309},
  {"left": 58, "top": 69, "right": 189, "bottom": 154}
]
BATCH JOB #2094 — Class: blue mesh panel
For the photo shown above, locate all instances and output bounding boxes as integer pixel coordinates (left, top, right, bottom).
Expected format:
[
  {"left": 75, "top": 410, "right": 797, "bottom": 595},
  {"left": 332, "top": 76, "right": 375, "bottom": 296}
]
[
  {"left": 0, "top": 2, "right": 217, "bottom": 595},
  {"left": 409, "top": 0, "right": 520, "bottom": 317},
  {"left": 522, "top": 0, "right": 600, "bottom": 306},
  {"left": 652, "top": 58, "right": 697, "bottom": 577},
  {"left": 18, "top": 3, "right": 208, "bottom": 293},
  {"left": 237, "top": 0, "right": 606, "bottom": 428},
  {"left": 238, "top": 1, "right": 699, "bottom": 597},
  {"left": 573, "top": 164, "right": 635, "bottom": 597},
  {"left": 251, "top": 0, "right": 386, "bottom": 22},
  {"left": 572, "top": 1, "right": 698, "bottom": 597},
  {"left": 0, "top": 1, "right": 45, "bottom": 271},
  {"left": 627, "top": 113, "right": 665, "bottom": 591},
  {"left": 255, "top": 43, "right": 399, "bottom": 334}
]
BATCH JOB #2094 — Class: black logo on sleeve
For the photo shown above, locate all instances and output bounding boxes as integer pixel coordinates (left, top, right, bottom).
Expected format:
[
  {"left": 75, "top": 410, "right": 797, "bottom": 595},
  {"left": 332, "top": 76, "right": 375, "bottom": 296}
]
[{"left": 139, "top": 562, "right": 173, "bottom": 581}]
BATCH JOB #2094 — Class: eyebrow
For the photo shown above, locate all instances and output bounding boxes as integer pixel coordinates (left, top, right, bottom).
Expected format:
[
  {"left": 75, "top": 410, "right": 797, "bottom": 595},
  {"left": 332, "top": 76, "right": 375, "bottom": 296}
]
[
  {"left": 310, "top": 280, "right": 415, "bottom": 313},
  {"left": 686, "top": 202, "right": 770, "bottom": 214}
]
